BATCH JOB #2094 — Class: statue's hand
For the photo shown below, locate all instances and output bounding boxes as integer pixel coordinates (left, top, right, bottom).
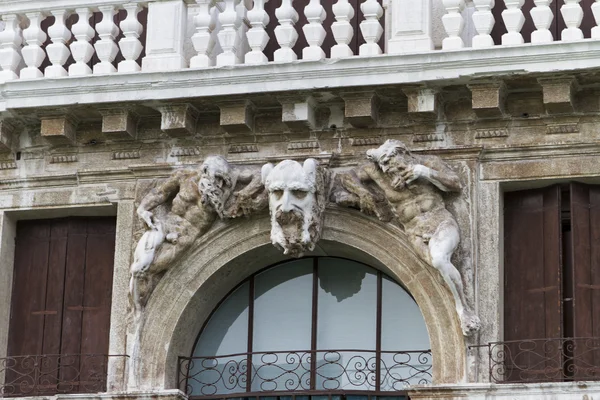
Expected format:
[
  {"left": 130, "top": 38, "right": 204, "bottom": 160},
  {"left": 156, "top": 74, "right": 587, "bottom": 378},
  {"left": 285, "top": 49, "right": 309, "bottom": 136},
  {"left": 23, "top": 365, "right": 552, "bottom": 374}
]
[
  {"left": 138, "top": 209, "right": 155, "bottom": 229},
  {"left": 401, "top": 164, "right": 431, "bottom": 185}
]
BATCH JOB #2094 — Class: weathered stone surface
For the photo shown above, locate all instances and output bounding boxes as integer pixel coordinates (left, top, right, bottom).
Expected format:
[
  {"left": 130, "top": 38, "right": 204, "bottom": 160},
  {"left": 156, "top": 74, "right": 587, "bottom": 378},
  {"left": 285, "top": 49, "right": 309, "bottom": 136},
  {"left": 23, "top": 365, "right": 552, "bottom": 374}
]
[
  {"left": 218, "top": 100, "right": 256, "bottom": 134},
  {"left": 468, "top": 81, "right": 506, "bottom": 118},
  {"left": 279, "top": 96, "right": 317, "bottom": 131},
  {"left": 403, "top": 87, "right": 439, "bottom": 120},
  {"left": 538, "top": 77, "right": 578, "bottom": 114},
  {"left": 342, "top": 91, "right": 380, "bottom": 128},
  {"left": 157, "top": 104, "right": 199, "bottom": 137},
  {"left": 0, "top": 120, "right": 16, "bottom": 153},
  {"left": 40, "top": 115, "right": 78, "bottom": 145},
  {"left": 100, "top": 109, "right": 139, "bottom": 140}
]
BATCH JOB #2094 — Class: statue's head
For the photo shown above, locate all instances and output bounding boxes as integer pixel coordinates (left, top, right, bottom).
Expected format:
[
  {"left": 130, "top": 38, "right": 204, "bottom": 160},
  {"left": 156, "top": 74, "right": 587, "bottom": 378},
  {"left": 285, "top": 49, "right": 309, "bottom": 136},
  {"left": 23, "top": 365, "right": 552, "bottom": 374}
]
[
  {"left": 262, "top": 159, "right": 324, "bottom": 257},
  {"left": 199, "top": 155, "right": 236, "bottom": 218},
  {"left": 366, "top": 140, "right": 414, "bottom": 188}
]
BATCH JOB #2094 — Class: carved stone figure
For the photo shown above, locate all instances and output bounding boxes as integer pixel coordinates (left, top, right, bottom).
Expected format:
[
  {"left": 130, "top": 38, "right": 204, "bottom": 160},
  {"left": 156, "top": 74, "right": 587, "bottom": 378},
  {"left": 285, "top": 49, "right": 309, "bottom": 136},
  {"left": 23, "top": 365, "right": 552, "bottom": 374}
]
[
  {"left": 262, "top": 159, "right": 326, "bottom": 257},
  {"left": 333, "top": 140, "right": 481, "bottom": 336},
  {"left": 130, "top": 155, "right": 264, "bottom": 313}
]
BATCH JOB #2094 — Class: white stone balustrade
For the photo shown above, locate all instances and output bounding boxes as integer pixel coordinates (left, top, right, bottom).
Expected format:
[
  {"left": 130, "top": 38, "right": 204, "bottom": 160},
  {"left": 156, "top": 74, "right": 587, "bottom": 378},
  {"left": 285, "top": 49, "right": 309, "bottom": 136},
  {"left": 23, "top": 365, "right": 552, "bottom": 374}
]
[{"left": 3, "top": 0, "right": 600, "bottom": 83}]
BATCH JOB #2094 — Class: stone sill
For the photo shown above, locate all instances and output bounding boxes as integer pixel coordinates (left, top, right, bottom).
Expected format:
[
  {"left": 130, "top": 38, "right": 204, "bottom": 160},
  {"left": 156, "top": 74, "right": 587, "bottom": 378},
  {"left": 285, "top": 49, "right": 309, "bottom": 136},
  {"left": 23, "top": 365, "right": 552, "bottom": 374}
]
[
  {"left": 409, "top": 381, "right": 600, "bottom": 399},
  {"left": 2, "top": 40, "right": 600, "bottom": 112}
]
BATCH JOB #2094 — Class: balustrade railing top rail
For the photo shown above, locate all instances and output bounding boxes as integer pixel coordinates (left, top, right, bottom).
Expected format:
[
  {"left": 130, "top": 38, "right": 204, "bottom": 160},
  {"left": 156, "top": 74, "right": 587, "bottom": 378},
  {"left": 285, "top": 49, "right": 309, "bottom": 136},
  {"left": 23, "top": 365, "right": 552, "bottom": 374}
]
[
  {"left": 1, "top": 1, "right": 600, "bottom": 88},
  {"left": 479, "top": 337, "right": 600, "bottom": 384},
  {"left": 178, "top": 349, "right": 432, "bottom": 398},
  {"left": 0, "top": 354, "right": 129, "bottom": 397}
]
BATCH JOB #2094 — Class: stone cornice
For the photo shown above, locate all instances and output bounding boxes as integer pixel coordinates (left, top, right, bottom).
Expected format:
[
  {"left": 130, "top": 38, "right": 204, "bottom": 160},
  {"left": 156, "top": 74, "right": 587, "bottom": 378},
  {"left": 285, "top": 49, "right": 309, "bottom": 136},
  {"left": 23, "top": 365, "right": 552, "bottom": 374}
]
[{"left": 3, "top": 41, "right": 600, "bottom": 112}]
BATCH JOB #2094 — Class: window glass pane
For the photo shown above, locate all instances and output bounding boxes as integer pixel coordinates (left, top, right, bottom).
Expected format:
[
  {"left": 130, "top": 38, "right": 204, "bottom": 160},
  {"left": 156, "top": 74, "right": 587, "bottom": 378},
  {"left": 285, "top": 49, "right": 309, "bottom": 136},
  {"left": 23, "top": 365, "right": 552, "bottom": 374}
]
[
  {"left": 252, "top": 259, "right": 313, "bottom": 392},
  {"left": 317, "top": 258, "right": 377, "bottom": 391},
  {"left": 190, "top": 282, "right": 249, "bottom": 395},
  {"left": 381, "top": 276, "right": 431, "bottom": 390}
]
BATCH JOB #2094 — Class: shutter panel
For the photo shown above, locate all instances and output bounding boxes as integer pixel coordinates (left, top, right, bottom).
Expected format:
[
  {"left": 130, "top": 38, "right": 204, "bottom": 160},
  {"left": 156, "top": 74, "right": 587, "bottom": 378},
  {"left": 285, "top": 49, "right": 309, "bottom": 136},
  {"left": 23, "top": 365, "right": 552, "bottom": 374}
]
[
  {"left": 504, "top": 186, "right": 562, "bottom": 382},
  {"left": 569, "top": 182, "right": 600, "bottom": 379},
  {"left": 7, "top": 221, "right": 52, "bottom": 396}
]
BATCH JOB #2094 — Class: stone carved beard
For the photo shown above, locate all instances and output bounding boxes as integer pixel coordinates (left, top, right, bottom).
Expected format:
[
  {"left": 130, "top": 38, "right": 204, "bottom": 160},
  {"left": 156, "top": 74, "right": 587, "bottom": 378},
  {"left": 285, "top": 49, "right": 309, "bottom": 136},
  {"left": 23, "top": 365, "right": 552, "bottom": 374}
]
[
  {"left": 272, "top": 202, "right": 318, "bottom": 257},
  {"left": 383, "top": 156, "right": 415, "bottom": 190},
  {"left": 198, "top": 157, "right": 235, "bottom": 218}
]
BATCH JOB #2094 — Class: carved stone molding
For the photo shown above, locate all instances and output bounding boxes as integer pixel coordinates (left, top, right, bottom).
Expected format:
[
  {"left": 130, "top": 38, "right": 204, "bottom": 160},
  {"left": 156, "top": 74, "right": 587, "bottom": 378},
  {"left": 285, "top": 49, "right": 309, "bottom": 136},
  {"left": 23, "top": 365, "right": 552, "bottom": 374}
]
[
  {"left": 50, "top": 155, "right": 78, "bottom": 163},
  {"left": 113, "top": 151, "right": 141, "bottom": 160},
  {"left": 171, "top": 147, "right": 201, "bottom": 157},
  {"left": 288, "top": 140, "right": 320, "bottom": 150},
  {"left": 229, "top": 143, "right": 258, "bottom": 153}
]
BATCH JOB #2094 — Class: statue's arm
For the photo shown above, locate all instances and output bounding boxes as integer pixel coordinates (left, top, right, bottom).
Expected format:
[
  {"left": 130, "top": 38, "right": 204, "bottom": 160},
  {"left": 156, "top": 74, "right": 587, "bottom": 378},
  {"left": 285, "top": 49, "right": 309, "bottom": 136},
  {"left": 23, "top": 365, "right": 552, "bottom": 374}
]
[
  {"left": 137, "top": 171, "right": 184, "bottom": 227},
  {"left": 236, "top": 168, "right": 263, "bottom": 197},
  {"left": 406, "top": 156, "right": 461, "bottom": 193},
  {"left": 227, "top": 168, "right": 267, "bottom": 217}
]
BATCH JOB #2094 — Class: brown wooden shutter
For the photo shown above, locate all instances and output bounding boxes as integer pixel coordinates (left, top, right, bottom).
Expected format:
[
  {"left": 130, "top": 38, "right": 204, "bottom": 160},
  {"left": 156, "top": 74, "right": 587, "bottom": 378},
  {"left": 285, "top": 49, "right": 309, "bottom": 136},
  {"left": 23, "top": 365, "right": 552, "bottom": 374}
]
[
  {"left": 7, "top": 217, "right": 116, "bottom": 396},
  {"left": 569, "top": 182, "right": 600, "bottom": 378},
  {"left": 504, "top": 186, "right": 562, "bottom": 382}
]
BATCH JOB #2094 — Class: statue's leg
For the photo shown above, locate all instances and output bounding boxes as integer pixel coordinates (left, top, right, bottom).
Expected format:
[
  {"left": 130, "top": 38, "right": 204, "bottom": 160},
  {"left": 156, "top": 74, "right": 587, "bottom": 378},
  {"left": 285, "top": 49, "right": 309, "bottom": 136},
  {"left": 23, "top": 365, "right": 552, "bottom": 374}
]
[{"left": 428, "top": 219, "right": 481, "bottom": 336}]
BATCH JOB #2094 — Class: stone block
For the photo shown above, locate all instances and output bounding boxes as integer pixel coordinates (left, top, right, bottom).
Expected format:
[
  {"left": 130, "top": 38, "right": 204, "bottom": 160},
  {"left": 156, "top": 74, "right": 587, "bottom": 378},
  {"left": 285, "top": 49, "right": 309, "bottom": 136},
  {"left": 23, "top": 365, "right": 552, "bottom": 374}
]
[
  {"left": 538, "top": 77, "right": 578, "bottom": 115},
  {"left": 342, "top": 91, "right": 380, "bottom": 128},
  {"left": 468, "top": 81, "right": 507, "bottom": 119},
  {"left": 403, "top": 87, "right": 438, "bottom": 118},
  {"left": 218, "top": 100, "right": 255, "bottom": 134},
  {"left": 157, "top": 104, "right": 199, "bottom": 138},
  {"left": 40, "top": 115, "right": 77, "bottom": 145},
  {"left": 100, "top": 109, "right": 138, "bottom": 140},
  {"left": 279, "top": 96, "right": 317, "bottom": 131},
  {"left": 0, "top": 120, "right": 16, "bottom": 153}
]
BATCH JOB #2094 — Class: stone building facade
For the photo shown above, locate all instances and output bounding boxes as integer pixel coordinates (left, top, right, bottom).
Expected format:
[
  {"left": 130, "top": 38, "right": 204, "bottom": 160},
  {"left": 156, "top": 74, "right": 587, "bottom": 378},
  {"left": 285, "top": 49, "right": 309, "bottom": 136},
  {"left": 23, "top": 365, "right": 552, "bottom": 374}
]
[{"left": 1, "top": 0, "right": 600, "bottom": 399}]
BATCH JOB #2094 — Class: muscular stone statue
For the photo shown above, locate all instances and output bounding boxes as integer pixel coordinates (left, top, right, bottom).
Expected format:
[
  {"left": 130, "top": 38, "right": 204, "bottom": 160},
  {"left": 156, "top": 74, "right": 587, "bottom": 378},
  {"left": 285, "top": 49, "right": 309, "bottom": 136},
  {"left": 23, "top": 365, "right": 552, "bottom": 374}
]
[
  {"left": 262, "top": 159, "right": 326, "bottom": 258},
  {"left": 333, "top": 140, "right": 481, "bottom": 336},
  {"left": 130, "top": 155, "right": 264, "bottom": 313}
]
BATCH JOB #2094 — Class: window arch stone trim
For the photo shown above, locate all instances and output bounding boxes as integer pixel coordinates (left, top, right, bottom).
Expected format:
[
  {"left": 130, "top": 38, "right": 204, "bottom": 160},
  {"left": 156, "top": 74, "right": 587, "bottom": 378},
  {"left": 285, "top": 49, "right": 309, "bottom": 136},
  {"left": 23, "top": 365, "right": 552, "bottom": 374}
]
[{"left": 133, "top": 208, "right": 466, "bottom": 390}]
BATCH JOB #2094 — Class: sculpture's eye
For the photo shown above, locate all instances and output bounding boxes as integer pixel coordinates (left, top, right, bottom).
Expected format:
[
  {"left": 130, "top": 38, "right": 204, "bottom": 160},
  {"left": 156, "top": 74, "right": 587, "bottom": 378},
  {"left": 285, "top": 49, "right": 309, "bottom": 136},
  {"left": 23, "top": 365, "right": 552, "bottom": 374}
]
[
  {"left": 273, "top": 190, "right": 283, "bottom": 199},
  {"left": 291, "top": 190, "right": 308, "bottom": 199}
]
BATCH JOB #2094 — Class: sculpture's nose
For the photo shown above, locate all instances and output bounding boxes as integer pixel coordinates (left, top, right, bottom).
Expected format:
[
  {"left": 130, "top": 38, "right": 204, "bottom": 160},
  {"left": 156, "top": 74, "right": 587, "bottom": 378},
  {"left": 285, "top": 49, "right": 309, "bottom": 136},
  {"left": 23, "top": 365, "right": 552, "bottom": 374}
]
[{"left": 280, "top": 190, "right": 293, "bottom": 213}]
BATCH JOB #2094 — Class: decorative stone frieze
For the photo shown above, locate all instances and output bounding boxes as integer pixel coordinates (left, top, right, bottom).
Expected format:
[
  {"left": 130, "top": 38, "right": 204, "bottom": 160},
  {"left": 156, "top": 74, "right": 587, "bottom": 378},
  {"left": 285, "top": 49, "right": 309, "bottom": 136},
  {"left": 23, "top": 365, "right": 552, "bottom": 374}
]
[
  {"left": 351, "top": 137, "right": 383, "bottom": 146},
  {"left": 475, "top": 129, "right": 508, "bottom": 139},
  {"left": 0, "top": 161, "right": 17, "bottom": 170},
  {"left": 171, "top": 147, "right": 201, "bottom": 157},
  {"left": 262, "top": 159, "right": 327, "bottom": 257},
  {"left": 50, "top": 155, "right": 78, "bottom": 163},
  {"left": 331, "top": 140, "right": 480, "bottom": 336},
  {"left": 287, "top": 140, "right": 320, "bottom": 150},
  {"left": 229, "top": 143, "right": 258, "bottom": 153},
  {"left": 546, "top": 123, "right": 579, "bottom": 134},
  {"left": 113, "top": 151, "right": 140, "bottom": 160},
  {"left": 413, "top": 133, "right": 445, "bottom": 143}
]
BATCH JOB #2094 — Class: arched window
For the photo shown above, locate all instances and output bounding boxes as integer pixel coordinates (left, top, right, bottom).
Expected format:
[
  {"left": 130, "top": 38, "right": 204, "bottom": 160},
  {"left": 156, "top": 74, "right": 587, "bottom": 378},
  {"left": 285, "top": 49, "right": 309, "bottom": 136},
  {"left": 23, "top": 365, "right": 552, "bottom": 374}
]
[{"left": 179, "top": 257, "right": 432, "bottom": 398}]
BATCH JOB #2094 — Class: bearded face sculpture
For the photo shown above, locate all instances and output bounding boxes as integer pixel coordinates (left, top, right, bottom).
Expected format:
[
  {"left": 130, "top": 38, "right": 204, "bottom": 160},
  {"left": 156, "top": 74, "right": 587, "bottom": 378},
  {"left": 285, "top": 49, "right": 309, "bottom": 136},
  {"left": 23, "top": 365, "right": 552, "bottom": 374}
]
[
  {"left": 198, "top": 155, "right": 236, "bottom": 218},
  {"left": 262, "top": 159, "right": 325, "bottom": 257}
]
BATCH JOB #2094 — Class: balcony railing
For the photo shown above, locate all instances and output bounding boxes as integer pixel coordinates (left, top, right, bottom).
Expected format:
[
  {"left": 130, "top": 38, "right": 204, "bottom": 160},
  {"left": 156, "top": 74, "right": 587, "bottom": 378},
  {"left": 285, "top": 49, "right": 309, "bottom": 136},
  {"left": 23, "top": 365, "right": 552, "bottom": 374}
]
[
  {"left": 479, "top": 337, "right": 600, "bottom": 383},
  {"left": 178, "top": 349, "right": 432, "bottom": 399},
  {"left": 0, "top": 354, "right": 129, "bottom": 397},
  {"left": 2, "top": 1, "right": 600, "bottom": 84}
]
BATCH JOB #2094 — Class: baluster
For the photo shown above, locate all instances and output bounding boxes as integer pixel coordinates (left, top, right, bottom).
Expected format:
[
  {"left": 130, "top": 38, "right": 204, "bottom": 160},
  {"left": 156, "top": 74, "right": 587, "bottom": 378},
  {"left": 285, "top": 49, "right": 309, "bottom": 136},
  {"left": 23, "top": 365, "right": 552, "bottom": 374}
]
[
  {"left": 472, "top": 0, "right": 495, "bottom": 48},
  {"left": 191, "top": 0, "right": 217, "bottom": 68},
  {"left": 118, "top": 4, "right": 144, "bottom": 72},
  {"left": 245, "top": 0, "right": 270, "bottom": 64},
  {"left": 302, "top": 0, "right": 326, "bottom": 60},
  {"left": 94, "top": 6, "right": 119, "bottom": 74},
  {"left": 592, "top": 0, "right": 600, "bottom": 38},
  {"left": 359, "top": 0, "right": 384, "bottom": 55},
  {"left": 530, "top": 0, "right": 554, "bottom": 43},
  {"left": 0, "top": 14, "right": 22, "bottom": 82},
  {"left": 217, "top": 0, "right": 242, "bottom": 66},
  {"left": 561, "top": 0, "right": 583, "bottom": 41},
  {"left": 45, "top": 10, "right": 72, "bottom": 78},
  {"left": 69, "top": 8, "right": 95, "bottom": 76},
  {"left": 331, "top": 0, "right": 355, "bottom": 58},
  {"left": 274, "top": 0, "right": 299, "bottom": 62},
  {"left": 21, "top": 12, "right": 47, "bottom": 79},
  {"left": 501, "top": 0, "right": 525, "bottom": 45},
  {"left": 442, "top": 0, "right": 465, "bottom": 49}
]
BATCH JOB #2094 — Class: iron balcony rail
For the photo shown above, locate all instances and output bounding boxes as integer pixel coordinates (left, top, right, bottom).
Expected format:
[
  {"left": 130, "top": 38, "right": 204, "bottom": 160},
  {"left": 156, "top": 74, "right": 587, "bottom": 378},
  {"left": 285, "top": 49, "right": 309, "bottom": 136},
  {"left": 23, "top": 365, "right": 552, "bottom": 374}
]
[
  {"left": 178, "top": 349, "right": 432, "bottom": 398},
  {"left": 478, "top": 337, "right": 600, "bottom": 383},
  {"left": 0, "top": 354, "right": 129, "bottom": 397}
]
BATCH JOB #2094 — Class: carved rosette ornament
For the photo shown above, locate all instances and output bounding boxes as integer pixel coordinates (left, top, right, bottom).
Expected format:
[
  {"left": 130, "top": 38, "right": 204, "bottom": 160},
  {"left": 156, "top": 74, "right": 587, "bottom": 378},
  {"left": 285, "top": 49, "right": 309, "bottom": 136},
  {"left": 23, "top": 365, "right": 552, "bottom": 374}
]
[{"left": 261, "top": 159, "right": 326, "bottom": 257}]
